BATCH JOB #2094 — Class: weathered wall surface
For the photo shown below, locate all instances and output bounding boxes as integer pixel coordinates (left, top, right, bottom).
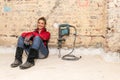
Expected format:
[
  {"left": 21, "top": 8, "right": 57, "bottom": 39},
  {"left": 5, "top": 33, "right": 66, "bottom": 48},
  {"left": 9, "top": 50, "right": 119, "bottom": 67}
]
[
  {"left": 106, "top": 0, "right": 120, "bottom": 52},
  {"left": 0, "top": 0, "right": 106, "bottom": 47}
]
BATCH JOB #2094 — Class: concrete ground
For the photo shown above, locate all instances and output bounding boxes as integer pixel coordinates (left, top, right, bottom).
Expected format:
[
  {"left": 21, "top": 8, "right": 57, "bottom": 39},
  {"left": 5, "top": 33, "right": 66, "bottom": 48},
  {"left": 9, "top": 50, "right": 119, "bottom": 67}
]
[{"left": 0, "top": 52, "right": 120, "bottom": 80}]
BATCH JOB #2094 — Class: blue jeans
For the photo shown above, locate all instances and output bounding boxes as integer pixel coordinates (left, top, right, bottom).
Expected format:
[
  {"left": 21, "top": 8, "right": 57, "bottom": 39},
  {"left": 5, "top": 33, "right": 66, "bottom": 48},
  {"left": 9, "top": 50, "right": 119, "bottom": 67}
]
[{"left": 17, "top": 36, "right": 49, "bottom": 58}]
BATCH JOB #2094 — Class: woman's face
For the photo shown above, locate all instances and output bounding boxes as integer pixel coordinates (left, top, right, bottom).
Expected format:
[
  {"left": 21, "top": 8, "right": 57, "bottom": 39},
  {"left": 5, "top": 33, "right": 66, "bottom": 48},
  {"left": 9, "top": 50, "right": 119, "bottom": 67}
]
[{"left": 37, "top": 20, "right": 45, "bottom": 30}]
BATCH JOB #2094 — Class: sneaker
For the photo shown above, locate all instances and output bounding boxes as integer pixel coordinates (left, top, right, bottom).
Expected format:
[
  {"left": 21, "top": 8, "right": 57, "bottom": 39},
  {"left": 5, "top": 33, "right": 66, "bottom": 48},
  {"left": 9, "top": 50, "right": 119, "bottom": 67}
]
[
  {"left": 19, "top": 61, "right": 34, "bottom": 69},
  {"left": 11, "top": 59, "right": 22, "bottom": 68}
]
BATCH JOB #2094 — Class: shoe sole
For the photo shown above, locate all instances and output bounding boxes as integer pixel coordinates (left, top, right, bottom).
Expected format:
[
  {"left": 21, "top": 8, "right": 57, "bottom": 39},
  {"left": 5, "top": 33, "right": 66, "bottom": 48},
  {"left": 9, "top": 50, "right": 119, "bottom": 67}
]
[
  {"left": 11, "top": 63, "right": 22, "bottom": 68},
  {"left": 19, "top": 64, "right": 34, "bottom": 69}
]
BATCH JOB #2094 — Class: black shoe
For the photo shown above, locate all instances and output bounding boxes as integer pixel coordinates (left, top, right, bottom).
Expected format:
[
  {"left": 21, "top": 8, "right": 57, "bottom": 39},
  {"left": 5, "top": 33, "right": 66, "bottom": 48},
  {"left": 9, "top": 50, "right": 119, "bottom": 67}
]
[
  {"left": 11, "top": 59, "right": 22, "bottom": 68},
  {"left": 19, "top": 61, "right": 34, "bottom": 69}
]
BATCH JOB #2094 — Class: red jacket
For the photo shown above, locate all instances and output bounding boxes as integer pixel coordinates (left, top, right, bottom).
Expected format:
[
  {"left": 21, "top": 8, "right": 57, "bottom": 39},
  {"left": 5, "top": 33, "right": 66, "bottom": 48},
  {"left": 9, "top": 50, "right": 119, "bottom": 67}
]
[{"left": 21, "top": 28, "right": 50, "bottom": 46}]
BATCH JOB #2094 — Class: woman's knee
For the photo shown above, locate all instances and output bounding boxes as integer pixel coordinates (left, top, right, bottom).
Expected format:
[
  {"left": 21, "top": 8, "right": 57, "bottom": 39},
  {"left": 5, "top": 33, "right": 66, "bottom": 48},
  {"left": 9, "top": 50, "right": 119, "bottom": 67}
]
[
  {"left": 33, "top": 36, "right": 42, "bottom": 41},
  {"left": 17, "top": 36, "right": 24, "bottom": 48},
  {"left": 18, "top": 36, "right": 24, "bottom": 42},
  {"left": 18, "top": 36, "right": 24, "bottom": 40}
]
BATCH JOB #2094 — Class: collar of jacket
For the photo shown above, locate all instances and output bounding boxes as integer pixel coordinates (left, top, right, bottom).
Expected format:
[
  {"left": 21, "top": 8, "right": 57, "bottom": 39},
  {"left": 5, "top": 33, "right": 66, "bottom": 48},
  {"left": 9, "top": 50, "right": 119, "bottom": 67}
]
[{"left": 34, "top": 28, "right": 46, "bottom": 33}]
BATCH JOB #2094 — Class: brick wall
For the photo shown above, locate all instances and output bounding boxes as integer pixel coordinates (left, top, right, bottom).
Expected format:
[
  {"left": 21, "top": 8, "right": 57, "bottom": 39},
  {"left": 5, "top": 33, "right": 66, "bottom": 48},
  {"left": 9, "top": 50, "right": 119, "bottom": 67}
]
[{"left": 0, "top": 0, "right": 119, "bottom": 52}]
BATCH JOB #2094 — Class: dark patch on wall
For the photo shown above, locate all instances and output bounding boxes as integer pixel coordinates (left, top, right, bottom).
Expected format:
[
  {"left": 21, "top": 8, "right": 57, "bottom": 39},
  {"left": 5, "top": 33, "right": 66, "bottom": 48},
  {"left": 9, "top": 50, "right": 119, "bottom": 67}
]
[
  {"left": 9, "top": 35, "right": 18, "bottom": 38},
  {"left": 0, "top": 34, "right": 7, "bottom": 37},
  {"left": 4, "top": 0, "right": 11, "bottom": 2},
  {"left": 90, "top": 16, "right": 97, "bottom": 19},
  {"left": 4, "top": 25, "right": 7, "bottom": 27}
]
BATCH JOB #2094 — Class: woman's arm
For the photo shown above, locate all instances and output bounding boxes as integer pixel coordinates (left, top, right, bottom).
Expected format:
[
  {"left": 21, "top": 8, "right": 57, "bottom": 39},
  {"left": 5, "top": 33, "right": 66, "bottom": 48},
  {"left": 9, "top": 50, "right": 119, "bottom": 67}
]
[
  {"left": 39, "top": 32, "right": 50, "bottom": 41},
  {"left": 21, "top": 32, "right": 33, "bottom": 38}
]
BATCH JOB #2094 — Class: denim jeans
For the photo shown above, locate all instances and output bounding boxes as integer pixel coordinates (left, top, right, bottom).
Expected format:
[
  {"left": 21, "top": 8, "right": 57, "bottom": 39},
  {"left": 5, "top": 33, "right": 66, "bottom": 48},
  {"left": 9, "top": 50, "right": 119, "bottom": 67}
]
[{"left": 17, "top": 36, "right": 49, "bottom": 58}]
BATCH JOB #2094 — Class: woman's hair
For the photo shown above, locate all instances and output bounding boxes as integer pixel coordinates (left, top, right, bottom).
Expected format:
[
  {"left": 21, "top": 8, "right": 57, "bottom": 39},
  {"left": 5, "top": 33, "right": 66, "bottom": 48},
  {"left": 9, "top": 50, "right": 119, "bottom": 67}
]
[{"left": 38, "top": 17, "right": 47, "bottom": 25}]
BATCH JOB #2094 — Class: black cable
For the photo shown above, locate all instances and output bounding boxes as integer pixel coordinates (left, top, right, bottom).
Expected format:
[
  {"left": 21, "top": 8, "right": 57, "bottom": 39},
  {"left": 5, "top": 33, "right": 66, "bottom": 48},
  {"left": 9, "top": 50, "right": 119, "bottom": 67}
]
[{"left": 60, "top": 26, "right": 82, "bottom": 61}]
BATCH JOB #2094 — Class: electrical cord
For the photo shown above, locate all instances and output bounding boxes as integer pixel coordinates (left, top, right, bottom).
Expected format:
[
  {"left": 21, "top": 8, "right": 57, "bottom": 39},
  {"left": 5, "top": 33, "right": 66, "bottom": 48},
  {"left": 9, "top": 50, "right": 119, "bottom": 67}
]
[{"left": 59, "top": 26, "right": 82, "bottom": 61}]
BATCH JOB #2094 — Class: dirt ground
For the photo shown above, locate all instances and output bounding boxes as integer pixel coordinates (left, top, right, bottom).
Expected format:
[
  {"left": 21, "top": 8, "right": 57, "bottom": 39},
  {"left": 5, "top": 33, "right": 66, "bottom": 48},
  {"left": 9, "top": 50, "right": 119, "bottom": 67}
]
[{"left": 0, "top": 53, "right": 120, "bottom": 80}]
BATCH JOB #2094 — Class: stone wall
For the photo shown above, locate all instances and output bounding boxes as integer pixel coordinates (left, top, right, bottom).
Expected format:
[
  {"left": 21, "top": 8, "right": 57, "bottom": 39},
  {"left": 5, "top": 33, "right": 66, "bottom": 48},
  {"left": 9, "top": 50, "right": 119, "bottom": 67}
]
[
  {"left": 106, "top": 0, "right": 120, "bottom": 52},
  {"left": 0, "top": 0, "right": 119, "bottom": 52}
]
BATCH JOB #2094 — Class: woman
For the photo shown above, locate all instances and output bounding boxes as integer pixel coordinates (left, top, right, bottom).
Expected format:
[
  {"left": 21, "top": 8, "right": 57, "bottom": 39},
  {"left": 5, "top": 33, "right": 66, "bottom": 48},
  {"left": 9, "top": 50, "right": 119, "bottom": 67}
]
[{"left": 11, "top": 17, "right": 50, "bottom": 69}]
